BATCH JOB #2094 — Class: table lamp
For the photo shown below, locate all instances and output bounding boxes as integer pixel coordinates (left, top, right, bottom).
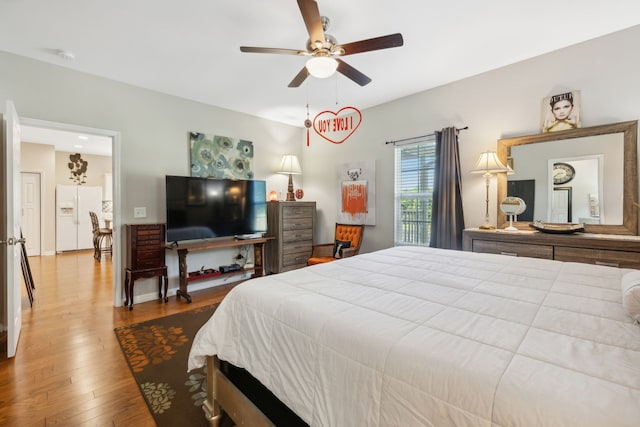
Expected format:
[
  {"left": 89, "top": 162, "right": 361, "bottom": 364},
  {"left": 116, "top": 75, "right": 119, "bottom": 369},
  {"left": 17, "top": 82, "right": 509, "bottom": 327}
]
[
  {"left": 278, "top": 155, "right": 302, "bottom": 201},
  {"left": 471, "top": 151, "right": 508, "bottom": 229}
]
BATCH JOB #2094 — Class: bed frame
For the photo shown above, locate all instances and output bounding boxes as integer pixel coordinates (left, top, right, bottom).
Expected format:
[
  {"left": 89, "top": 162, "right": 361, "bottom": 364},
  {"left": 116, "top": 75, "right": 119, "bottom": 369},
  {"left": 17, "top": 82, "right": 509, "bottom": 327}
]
[
  {"left": 204, "top": 355, "right": 308, "bottom": 427},
  {"left": 204, "top": 355, "right": 274, "bottom": 427}
]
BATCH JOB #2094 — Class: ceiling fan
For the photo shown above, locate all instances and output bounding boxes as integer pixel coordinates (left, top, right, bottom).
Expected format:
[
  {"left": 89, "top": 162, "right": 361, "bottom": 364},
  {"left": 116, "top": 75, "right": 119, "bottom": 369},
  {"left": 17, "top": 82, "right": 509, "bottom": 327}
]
[{"left": 240, "top": 0, "right": 404, "bottom": 87}]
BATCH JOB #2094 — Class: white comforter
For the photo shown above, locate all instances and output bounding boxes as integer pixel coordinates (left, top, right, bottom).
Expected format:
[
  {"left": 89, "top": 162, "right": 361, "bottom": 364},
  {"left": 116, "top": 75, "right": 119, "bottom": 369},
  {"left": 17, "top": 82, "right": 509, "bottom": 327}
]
[{"left": 188, "top": 246, "right": 640, "bottom": 426}]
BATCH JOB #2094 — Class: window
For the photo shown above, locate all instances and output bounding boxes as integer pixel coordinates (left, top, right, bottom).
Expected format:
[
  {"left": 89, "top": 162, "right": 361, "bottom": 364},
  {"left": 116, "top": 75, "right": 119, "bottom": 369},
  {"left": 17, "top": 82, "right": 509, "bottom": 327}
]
[{"left": 394, "top": 137, "right": 436, "bottom": 246}]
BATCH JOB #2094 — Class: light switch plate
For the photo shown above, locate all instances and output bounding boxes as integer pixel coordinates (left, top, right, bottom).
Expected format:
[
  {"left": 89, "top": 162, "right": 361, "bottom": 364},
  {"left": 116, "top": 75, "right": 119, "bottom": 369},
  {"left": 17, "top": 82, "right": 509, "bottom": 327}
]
[{"left": 133, "top": 207, "right": 147, "bottom": 218}]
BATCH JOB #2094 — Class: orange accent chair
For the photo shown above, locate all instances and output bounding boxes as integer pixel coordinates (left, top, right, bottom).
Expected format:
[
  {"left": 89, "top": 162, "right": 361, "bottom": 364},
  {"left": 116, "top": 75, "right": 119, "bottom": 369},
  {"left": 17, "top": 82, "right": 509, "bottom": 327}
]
[{"left": 307, "top": 223, "right": 364, "bottom": 265}]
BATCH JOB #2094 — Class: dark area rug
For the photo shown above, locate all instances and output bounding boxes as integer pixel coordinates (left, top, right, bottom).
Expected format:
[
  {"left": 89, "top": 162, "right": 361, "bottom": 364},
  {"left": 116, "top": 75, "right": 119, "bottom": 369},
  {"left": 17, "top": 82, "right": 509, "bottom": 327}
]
[{"left": 114, "top": 305, "right": 218, "bottom": 427}]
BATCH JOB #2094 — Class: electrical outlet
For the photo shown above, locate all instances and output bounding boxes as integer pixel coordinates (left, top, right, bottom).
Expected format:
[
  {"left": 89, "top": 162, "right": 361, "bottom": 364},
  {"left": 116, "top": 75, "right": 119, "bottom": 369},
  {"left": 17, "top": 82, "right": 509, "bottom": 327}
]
[{"left": 133, "top": 207, "right": 147, "bottom": 218}]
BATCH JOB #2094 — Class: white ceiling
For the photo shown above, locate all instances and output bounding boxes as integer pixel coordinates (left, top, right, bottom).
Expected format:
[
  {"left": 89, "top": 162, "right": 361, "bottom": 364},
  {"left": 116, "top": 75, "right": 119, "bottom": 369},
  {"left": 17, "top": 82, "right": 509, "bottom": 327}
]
[
  {"left": 20, "top": 126, "right": 112, "bottom": 157},
  {"left": 2, "top": 0, "right": 640, "bottom": 136}
]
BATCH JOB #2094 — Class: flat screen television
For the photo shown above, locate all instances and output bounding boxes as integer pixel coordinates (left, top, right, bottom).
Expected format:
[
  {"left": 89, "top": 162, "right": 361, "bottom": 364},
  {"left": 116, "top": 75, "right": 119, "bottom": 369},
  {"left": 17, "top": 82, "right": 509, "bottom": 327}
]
[{"left": 165, "top": 175, "right": 267, "bottom": 243}]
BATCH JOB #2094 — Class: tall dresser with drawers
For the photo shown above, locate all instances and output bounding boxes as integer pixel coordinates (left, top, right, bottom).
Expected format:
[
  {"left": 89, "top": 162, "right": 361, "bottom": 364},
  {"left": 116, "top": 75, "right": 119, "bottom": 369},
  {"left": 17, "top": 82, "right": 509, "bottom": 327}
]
[{"left": 266, "top": 201, "right": 316, "bottom": 274}]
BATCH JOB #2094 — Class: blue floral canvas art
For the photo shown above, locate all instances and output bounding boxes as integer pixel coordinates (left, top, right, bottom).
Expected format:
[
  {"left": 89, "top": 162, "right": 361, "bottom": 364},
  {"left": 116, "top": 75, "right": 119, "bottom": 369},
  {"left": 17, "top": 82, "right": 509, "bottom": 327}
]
[{"left": 189, "top": 132, "right": 254, "bottom": 179}]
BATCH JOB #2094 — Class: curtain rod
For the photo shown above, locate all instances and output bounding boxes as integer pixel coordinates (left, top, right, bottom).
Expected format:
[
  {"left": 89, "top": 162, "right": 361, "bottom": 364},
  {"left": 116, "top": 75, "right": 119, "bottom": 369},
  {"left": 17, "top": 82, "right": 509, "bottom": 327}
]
[{"left": 385, "top": 126, "right": 468, "bottom": 145}]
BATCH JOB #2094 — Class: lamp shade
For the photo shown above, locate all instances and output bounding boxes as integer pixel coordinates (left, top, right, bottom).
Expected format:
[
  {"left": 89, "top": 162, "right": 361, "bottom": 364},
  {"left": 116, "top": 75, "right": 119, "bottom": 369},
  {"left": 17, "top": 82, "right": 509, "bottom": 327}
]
[
  {"left": 471, "top": 151, "right": 508, "bottom": 174},
  {"left": 306, "top": 56, "right": 338, "bottom": 79},
  {"left": 278, "top": 154, "right": 302, "bottom": 175}
]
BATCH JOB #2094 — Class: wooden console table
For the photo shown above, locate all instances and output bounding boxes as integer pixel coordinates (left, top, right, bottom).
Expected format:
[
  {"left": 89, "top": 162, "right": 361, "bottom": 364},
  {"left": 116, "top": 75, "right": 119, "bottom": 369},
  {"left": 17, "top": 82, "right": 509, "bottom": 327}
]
[{"left": 167, "top": 237, "right": 270, "bottom": 303}]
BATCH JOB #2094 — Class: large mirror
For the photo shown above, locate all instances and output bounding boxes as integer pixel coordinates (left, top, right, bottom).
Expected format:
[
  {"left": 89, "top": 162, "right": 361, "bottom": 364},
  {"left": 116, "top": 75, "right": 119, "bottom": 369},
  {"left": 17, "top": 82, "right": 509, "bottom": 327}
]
[{"left": 497, "top": 121, "right": 638, "bottom": 235}]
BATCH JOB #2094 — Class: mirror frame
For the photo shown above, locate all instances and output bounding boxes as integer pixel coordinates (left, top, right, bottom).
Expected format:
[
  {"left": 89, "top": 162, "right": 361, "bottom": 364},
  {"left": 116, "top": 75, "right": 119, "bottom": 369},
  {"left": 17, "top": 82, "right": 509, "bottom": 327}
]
[{"left": 497, "top": 120, "right": 638, "bottom": 235}]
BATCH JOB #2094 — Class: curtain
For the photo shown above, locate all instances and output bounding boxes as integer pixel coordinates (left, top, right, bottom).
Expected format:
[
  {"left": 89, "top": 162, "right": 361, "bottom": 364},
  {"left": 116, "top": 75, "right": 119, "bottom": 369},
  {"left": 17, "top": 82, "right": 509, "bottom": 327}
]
[{"left": 429, "top": 127, "right": 465, "bottom": 249}]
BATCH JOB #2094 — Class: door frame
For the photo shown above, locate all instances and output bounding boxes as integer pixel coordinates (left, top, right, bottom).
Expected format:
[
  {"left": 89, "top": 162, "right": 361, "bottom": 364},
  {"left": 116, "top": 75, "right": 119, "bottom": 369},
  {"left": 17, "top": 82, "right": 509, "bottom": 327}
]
[{"left": 21, "top": 117, "right": 123, "bottom": 307}]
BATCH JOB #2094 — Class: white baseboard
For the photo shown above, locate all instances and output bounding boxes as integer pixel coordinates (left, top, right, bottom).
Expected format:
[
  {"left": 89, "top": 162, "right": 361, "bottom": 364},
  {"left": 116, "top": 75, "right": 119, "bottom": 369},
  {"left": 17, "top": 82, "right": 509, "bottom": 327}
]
[{"left": 126, "top": 272, "right": 251, "bottom": 307}]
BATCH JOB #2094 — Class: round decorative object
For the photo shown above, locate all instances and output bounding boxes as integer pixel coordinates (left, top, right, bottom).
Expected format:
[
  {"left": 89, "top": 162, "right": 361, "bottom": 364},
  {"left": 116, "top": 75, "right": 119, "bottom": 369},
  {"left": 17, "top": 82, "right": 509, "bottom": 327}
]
[
  {"left": 500, "top": 197, "right": 526, "bottom": 215},
  {"left": 553, "top": 162, "right": 575, "bottom": 185},
  {"left": 500, "top": 197, "right": 526, "bottom": 231},
  {"left": 295, "top": 189, "right": 304, "bottom": 200}
]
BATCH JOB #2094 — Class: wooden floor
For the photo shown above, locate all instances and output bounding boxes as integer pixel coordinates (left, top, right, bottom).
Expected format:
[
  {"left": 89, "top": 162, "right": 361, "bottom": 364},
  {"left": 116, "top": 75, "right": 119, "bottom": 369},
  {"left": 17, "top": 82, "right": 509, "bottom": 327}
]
[{"left": 0, "top": 250, "right": 235, "bottom": 426}]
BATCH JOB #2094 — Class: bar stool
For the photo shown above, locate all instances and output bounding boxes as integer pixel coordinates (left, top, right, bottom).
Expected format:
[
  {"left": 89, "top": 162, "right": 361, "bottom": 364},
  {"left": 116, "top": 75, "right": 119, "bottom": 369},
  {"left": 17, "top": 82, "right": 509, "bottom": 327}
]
[{"left": 89, "top": 211, "right": 112, "bottom": 261}]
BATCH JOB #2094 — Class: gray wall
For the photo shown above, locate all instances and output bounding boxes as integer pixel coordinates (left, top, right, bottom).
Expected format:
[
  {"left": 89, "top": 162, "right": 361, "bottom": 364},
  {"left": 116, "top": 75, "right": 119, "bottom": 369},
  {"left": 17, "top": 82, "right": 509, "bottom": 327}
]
[
  {"left": 0, "top": 52, "right": 304, "bottom": 229},
  {"left": 2, "top": 25, "right": 640, "bottom": 304},
  {"left": 0, "top": 51, "right": 304, "bottom": 303},
  {"left": 303, "top": 25, "right": 640, "bottom": 251}
]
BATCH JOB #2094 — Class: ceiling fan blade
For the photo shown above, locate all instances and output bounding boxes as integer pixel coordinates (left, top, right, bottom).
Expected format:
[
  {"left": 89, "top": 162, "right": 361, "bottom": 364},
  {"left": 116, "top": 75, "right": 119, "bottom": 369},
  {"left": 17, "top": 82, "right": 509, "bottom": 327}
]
[
  {"left": 240, "top": 46, "right": 308, "bottom": 56},
  {"left": 288, "top": 67, "right": 310, "bottom": 88},
  {"left": 335, "top": 33, "right": 404, "bottom": 56},
  {"left": 336, "top": 59, "right": 372, "bottom": 86},
  {"left": 297, "top": 0, "right": 325, "bottom": 46}
]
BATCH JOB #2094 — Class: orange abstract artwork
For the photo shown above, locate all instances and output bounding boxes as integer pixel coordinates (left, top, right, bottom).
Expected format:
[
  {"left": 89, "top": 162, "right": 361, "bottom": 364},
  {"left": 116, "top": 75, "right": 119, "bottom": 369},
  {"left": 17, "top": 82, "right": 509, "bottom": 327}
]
[{"left": 342, "top": 181, "right": 367, "bottom": 218}]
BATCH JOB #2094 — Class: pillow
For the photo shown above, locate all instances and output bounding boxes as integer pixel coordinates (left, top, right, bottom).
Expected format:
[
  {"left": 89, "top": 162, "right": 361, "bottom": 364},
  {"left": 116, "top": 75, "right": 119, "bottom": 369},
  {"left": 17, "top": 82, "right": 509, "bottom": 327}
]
[
  {"left": 334, "top": 240, "right": 351, "bottom": 258},
  {"left": 621, "top": 270, "right": 640, "bottom": 323}
]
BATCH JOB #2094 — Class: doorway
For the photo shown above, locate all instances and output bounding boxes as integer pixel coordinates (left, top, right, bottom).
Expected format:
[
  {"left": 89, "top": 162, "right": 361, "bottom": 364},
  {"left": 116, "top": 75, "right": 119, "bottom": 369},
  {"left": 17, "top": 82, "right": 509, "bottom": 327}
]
[{"left": 20, "top": 117, "right": 122, "bottom": 307}]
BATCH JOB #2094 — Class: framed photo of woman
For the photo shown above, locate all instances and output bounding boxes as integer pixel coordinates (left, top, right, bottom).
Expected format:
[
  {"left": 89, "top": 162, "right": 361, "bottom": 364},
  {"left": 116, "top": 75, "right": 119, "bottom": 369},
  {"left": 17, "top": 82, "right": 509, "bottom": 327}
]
[{"left": 541, "top": 90, "right": 581, "bottom": 133}]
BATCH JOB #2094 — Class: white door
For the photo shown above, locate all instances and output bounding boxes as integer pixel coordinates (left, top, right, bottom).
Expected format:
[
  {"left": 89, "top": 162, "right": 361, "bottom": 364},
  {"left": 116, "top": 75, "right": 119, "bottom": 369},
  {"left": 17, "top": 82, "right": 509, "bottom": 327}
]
[
  {"left": 551, "top": 188, "right": 570, "bottom": 223},
  {"left": 21, "top": 172, "right": 41, "bottom": 256},
  {"left": 1, "top": 101, "right": 23, "bottom": 358}
]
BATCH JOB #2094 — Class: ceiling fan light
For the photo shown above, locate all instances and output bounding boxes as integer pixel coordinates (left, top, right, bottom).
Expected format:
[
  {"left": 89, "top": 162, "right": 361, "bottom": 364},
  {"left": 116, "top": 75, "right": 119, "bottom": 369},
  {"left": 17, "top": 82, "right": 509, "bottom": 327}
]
[{"left": 306, "top": 56, "right": 338, "bottom": 78}]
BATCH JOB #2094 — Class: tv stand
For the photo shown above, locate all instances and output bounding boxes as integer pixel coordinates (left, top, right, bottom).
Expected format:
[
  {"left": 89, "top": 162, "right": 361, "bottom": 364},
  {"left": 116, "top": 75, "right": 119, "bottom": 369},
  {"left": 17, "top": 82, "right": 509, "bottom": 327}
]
[{"left": 167, "top": 237, "right": 270, "bottom": 303}]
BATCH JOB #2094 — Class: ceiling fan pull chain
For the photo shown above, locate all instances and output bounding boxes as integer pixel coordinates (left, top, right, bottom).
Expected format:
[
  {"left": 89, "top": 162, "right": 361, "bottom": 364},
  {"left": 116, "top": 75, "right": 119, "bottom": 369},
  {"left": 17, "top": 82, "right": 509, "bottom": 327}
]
[{"left": 305, "top": 101, "right": 312, "bottom": 147}]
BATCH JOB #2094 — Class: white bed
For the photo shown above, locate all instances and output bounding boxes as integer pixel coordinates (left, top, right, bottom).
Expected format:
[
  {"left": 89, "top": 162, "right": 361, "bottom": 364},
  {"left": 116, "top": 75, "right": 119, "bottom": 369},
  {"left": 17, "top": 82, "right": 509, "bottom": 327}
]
[{"left": 188, "top": 245, "right": 640, "bottom": 426}]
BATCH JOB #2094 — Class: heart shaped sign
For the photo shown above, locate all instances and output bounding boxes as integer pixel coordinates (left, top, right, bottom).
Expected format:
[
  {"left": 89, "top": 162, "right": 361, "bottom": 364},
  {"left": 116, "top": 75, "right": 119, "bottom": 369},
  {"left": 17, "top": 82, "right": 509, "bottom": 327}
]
[{"left": 313, "top": 106, "right": 362, "bottom": 145}]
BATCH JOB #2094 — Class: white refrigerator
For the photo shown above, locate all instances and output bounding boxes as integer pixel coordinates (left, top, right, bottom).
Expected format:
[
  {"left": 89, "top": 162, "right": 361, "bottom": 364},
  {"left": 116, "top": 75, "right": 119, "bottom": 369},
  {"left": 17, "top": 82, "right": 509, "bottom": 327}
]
[{"left": 56, "top": 185, "right": 103, "bottom": 252}]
